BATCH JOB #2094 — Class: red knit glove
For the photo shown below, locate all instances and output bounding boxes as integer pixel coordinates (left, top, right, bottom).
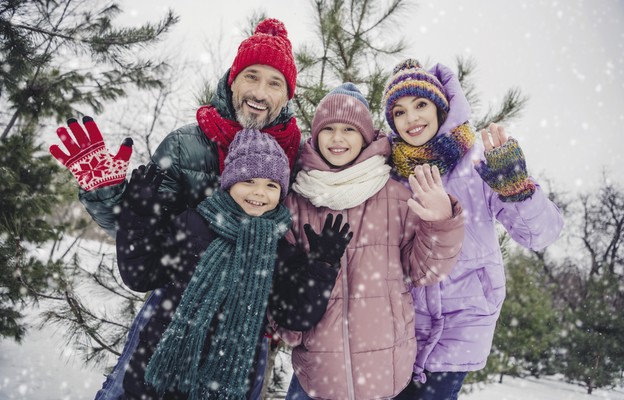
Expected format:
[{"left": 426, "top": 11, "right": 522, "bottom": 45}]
[{"left": 49, "top": 116, "right": 133, "bottom": 191}]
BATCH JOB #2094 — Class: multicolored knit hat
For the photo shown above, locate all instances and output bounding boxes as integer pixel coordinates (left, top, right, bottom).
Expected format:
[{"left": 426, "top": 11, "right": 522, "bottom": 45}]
[
  {"left": 228, "top": 18, "right": 297, "bottom": 99},
  {"left": 383, "top": 59, "right": 449, "bottom": 134},
  {"left": 311, "top": 82, "right": 375, "bottom": 148},
  {"left": 220, "top": 129, "right": 290, "bottom": 201}
]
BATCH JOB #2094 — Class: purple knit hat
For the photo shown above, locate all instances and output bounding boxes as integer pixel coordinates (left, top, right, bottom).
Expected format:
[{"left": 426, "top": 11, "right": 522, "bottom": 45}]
[
  {"left": 220, "top": 129, "right": 290, "bottom": 200},
  {"left": 383, "top": 59, "right": 449, "bottom": 134},
  {"left": 311, "top": 83, "right": 375, "bottom": 149}
]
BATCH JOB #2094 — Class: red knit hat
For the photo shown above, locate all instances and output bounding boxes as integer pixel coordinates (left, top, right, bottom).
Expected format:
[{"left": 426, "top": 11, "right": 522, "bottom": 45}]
[{"left": 228, "top": 18, "right": 297, "bottom": 99}]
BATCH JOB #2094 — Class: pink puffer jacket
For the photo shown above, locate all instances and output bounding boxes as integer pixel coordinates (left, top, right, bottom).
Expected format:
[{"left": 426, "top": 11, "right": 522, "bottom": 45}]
[{"left": 278, "top": 175, "right": 464, "bottom": 400}]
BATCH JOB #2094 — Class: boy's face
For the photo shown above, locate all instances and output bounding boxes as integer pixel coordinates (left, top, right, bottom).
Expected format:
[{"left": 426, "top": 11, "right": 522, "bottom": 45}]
[
  {"left": 231, "top": 64, "right": 289, "bottom": 129},
  {"left": 229, "top": 178, "right": 281, "bottom": 217},
  {"left": 391, "top": 96, "right": 439, "bottom": 147},
  {"left": 317, "top": 122, "right": 365, "bottom": 167}
]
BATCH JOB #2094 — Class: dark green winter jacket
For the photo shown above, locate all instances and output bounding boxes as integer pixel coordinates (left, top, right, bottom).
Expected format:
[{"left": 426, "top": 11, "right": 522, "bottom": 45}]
[{"left": 79, "top": 70, "right": 299, "bottom": 237}]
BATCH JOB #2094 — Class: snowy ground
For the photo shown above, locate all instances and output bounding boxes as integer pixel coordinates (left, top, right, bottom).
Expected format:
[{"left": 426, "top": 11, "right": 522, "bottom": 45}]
[{"left": 2, "top": 319, "right": 624, "bottom": 400}]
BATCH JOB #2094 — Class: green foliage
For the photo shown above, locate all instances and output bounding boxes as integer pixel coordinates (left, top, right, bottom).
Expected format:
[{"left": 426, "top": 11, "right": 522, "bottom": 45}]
[
  {"left": 558, "top": 271, "right": 624, "bottom": 394},
  {"left": 455, "top": 56, "right": 529, "bottom": 131},
  {"left": 293, "top": 0, "right": 408, "bottom": 134},
  {"left": 491, "top": 250, "right": 561, "bottom": 380},
  {"left": 0, "top": 128, "right": 73, "bottom": 341},
  {"left": 0, "top": 0, "right": 178, "bottom": 139},
  {"left": 538, "top": 179, "right": 624, "bottom": 394}
]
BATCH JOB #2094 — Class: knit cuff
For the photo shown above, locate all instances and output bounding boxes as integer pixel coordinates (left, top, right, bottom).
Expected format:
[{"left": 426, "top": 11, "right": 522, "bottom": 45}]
[{"left": 474, "top": 138, "right": 536, "bottom": 202}]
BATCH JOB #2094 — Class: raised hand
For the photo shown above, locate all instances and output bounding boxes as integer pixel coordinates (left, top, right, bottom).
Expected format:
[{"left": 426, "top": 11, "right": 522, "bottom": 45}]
[
  {"left": 480, "top": 122, "right": 509, "bottom": 151},
  {"left": 474, "top": 123, "right": 536, "bottom": 202},
  {"left": 123, "top": 164, "right": 175, "bottom": 218},
  {"left": 407, "top": 164, "right": 452, "bottom": 221},
  {"left": 304, "top": 213, "right": 353, "bottom": 267},
  {"left": 49, "top": 116, "right": 133, "bottom": 191}
]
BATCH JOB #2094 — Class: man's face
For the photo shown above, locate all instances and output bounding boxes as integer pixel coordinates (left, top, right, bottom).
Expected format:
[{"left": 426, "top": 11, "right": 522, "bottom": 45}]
[{"left": 231, "top": 64, "right": 289, "bottom": 129}]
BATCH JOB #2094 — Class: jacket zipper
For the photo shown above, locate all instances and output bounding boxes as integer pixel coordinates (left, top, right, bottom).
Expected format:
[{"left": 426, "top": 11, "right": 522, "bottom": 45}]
[{"left": 341, "top": 251, "right": 356, "bottom": 400}]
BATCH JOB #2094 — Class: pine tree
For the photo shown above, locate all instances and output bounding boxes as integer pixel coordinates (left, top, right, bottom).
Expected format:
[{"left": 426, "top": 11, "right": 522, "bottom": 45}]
[
  {"left": 0, "top": 127, "right": 73, "bottom": 341},
  {"left": 490, "top": 248, "right": 560, "bottom": 382},
  {"left": 544, "top": 180, "right": 624, "bottom": 394},
  {"left": 0, "top": 0, "right": 177, "bottom": 357},
  {"left": 292, "top": 0, "right": 408, "bottom": 133},
  {"left": 0, "top": 0, "right": 178, "bottom": 140},
  {"left": 560, "top": 271, "right": 624, "bottom": 394}
]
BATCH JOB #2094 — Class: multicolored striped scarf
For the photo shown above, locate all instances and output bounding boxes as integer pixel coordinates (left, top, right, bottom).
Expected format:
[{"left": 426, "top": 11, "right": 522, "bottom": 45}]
[
  {"left": 391, "top": 122, "right": 476, "bottom": 178},
  {"left": 145, "top": 190, "right": 291, "bottom": 399}
]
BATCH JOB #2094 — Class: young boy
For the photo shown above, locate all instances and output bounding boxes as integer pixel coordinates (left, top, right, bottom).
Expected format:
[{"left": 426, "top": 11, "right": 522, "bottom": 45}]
[{"left": 116, "top": 129, "right": 349, "bottom": 399}]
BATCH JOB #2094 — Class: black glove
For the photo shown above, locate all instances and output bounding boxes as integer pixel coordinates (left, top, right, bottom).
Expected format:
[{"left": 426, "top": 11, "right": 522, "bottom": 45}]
[
  {"left": 304, "top": 213, "right": 353, "bottom": 267},
  {"left": 122, "top": 164, "right": 175, "bottom": 218}
]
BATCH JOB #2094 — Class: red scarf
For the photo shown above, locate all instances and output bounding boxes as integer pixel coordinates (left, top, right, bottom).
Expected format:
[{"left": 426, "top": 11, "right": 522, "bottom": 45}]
[{"left": 196, "top": 105, "right": 301, "bottom": 173}]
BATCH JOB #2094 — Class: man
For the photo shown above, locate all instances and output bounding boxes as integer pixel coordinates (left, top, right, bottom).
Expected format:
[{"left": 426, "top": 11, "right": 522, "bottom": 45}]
[{"left": 50, "top": 18, "right": 300, "bottom": 399}]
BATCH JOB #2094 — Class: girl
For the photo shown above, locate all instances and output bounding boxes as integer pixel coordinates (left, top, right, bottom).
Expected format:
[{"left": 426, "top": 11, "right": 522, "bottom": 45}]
[
  {"left": 383, "top": 59, "right": 564, "bottom": 399},
  {"left": 276, "top": 83, "right": 465, "bottom": 400},
  {"left": 116, "top": 129, "right": 348, "bottom": 399}
]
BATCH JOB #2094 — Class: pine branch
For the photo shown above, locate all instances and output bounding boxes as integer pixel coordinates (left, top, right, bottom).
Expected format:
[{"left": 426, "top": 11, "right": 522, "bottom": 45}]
[{"left": 473, "top": 87, "right": 529, "bottom": 131}]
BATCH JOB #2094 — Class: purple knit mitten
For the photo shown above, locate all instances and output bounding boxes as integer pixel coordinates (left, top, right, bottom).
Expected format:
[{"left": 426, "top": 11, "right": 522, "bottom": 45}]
[{"left": 474, "top": 138, "right": 536, "bottom": 202}]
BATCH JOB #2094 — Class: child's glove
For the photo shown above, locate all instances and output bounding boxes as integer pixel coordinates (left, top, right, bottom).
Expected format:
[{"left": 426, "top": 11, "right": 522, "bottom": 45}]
[
  {"left": 122, "top": 164, "right": 175, "bottom": 219},
  {"left": 49, "top": 116, "right": 133, "bottom": 191},
  {"left": 304, "top": 213, "right": 353, "bottom": 268},
  {"left": 474, "top": 133, "right": 536, "bottom": 202}
]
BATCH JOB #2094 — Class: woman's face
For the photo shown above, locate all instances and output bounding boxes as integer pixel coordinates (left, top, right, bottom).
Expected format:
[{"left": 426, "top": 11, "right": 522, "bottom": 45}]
[
  {"left": 391, "top": 96, "right": 439, "bottom": 146},
  {"left": 317, "top": 122, "right": 365, "bottom": 167}
]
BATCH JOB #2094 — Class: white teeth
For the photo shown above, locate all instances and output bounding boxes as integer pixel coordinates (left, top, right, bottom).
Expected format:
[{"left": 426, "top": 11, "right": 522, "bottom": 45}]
[
  {"left": 408, "top": 126, "right": 425, "bottom": 134},
  {"left": 246, "top": 199, "right": 265, "bottom": 206},
  {"left": 246, "top": 100, "right": 268, "bottom": 110},
  {"left": 329, "top": 148, "right": 347, "bottom": 154}
]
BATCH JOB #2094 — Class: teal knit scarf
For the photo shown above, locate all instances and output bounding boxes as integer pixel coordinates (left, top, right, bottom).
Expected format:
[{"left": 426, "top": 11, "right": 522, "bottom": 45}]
[{"left": 145, "top": 190, "right": 291, "bottom": 399}]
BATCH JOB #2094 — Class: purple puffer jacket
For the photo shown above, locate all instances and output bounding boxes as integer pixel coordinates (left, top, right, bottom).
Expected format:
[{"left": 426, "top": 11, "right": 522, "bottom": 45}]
[{"left": 395, "top": 63, "right": 565, "bottom": 379}]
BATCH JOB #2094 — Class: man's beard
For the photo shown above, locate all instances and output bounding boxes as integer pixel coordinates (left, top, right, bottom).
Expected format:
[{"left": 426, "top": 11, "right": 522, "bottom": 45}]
[{"left": 234, "top": 97, "right": 274, "bottom": 129}]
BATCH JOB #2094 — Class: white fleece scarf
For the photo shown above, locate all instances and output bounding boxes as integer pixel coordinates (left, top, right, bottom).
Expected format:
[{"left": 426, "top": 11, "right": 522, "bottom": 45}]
[{"left": 292, "top": 155, "right": 391, "bottom": 210}]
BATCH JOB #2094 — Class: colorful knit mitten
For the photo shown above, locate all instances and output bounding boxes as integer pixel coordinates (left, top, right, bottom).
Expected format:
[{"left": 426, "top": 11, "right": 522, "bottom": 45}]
[
  {"left": 474, "top": 138, "right": 536, "bottom": 202},
  {"left": 50, "top": 116, "right": 133, "bottom": 191}
]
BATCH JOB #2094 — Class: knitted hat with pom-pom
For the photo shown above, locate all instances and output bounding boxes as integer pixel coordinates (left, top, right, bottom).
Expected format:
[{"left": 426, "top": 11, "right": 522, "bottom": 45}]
[
  {"left": 383, "top": 59, "right": 449, "bottom": 134},
  {"left": 220, "top": 128, "right": 291, "bottom": 201},
  {"left": 228, "top": 18, "right": 297, "bottom": 99},
  {"left": 311, "top": 82, "right": 375, "bottom": 149}
]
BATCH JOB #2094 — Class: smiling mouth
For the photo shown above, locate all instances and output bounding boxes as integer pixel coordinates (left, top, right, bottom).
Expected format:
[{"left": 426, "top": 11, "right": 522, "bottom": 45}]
[
  {"left": 328, "top": 147, "right": 348, "bottom": 155},
  {"left": 245, "top": 99, "right": 269, "bottom": 112},
  {"left": 406, "top": 125, "right": 426, "bottom": 136},
  {"left": 245, "top": 199, "right": 266, "bottom": 207}
]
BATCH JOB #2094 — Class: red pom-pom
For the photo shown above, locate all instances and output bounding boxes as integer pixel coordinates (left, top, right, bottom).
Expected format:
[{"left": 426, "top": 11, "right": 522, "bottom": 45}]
[{"left": 254, "top": 18, "right": 288, "bottom": 38}]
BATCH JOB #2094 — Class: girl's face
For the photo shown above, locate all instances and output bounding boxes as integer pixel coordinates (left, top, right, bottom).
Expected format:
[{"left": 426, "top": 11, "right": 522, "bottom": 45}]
[
  {"left": 391, "top": 96, "right": 439, "bottom": 146},
  {"left": 229, "top": 178, "right": 281, "bottom": 217},
  {"left": 317, "top": 123, "right": 365, "bottom": 167}
]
